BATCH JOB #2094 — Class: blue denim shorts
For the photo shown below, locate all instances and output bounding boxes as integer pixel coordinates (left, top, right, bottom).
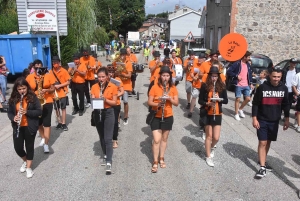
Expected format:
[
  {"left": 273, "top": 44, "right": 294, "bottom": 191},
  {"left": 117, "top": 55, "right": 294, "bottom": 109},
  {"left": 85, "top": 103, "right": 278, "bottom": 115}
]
[{"left": 235, "top": 86, "right": 250, "bottom": 98}]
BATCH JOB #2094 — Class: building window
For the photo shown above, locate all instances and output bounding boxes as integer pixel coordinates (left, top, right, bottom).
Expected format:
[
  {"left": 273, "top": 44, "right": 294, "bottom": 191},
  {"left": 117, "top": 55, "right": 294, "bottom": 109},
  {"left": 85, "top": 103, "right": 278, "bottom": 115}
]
[
  {"left": 210, "top": 28, "right": 214, "bottom": 49},
  {"left": 183, "top": 9, "right": 187, "bottom": 12},
  {"left": 217, "top": 27, "right": 222, "bottom": 45}
]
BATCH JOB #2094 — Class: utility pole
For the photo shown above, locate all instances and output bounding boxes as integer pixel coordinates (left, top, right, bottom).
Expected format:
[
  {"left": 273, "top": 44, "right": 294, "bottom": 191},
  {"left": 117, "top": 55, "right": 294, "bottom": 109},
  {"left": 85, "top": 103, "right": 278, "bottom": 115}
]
[{"left": 108, "top": 7, "right": 112, "bottom": 30}]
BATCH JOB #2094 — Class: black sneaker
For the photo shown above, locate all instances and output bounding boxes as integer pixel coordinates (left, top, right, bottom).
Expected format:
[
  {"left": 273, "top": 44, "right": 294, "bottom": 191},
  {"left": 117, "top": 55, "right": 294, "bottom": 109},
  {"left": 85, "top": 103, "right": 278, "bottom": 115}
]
[
  {"left": 72, "top": 110, "right": 78, "bottom": 115},
  {"left": 62, "top": 124, "right": 68, "bottom": 131},
  {"left": 187, "top": 112, "right": 192, "bottom": 118},
  {"left": 106, "top": 163, "right": 112, "bottom": 175},
  {"left": 55, "top": 123, "right": 62, "bottom": 129},
  {"left": 79, "top": 111, "right": 83, "bottom": 116},
  {"left": 186, "top": 103, "right": 190, "bottom": 109},
  {"left": 132, "top": 90, "right": 136, "bottom": 95},
  {"left": 255, "top": 167, "right": 266, "bottom": 178},
  {"left": 258, "top": 162, "right": 273, "bottom": 172}
]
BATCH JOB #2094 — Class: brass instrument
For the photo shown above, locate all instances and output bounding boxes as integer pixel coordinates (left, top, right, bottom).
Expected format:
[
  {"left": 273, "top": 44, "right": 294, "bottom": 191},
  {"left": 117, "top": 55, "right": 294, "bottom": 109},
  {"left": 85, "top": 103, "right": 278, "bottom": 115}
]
[
  {"left": 187, "top": 60, "right": 193, "bottom": 73},
  {"left": 213, "top": 81, "right": 216, "bottom": 121},
  {"left": 37, "top": 75, "right": 46, "bottom": 106},
  {"left": 16, "top": 93, "right": 24, "bottom": 138},
  {"left": 70, "top": 63, "right": 79, "bottom": 79},
  {"left": 160, "top": 81, "right": 167, "bottom": 122},
  {"left": 54, "top": 90, "right": 62, "bottom": 123},
  {"left": 86, "top": 61, "right": 91, "bottom": 70},
  {"left": 114, "top": 52, "right": 129, "bottom": 81}
]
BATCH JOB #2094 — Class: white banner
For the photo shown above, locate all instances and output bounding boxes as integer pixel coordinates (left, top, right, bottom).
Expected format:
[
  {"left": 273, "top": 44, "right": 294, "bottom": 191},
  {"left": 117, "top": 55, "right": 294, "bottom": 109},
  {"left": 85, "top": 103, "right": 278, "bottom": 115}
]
[{"left": 26, "top": 9, "right": 57, "bottom": 32}]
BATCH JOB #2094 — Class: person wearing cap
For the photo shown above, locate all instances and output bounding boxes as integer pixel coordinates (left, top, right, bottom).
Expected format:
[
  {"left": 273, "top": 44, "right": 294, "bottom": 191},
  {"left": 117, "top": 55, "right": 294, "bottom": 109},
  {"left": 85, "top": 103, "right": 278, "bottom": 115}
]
[
  {"left": 201, "top": 51, "right": 220, "bottom": 75},
  {"left": 144, "top": 46, "right": 151, "bottom": 62},
  {"left": 126, "top": 46, "right": 138, "bottom": 95},
  {"left": 149, "top": 51, "right": 163, "bottom": 83},
  {"left": 26, "top": 59, "right": 56, "bottom": 153},
  {"left": 80, "top": 50, "right": 96, "bottom": 108},
  {"left": 69, "top": 53, "right": 87, "bottom": 116},
  {"left": 205, "top": 49, "right": 211, "bottom": 61},
  {"left": 170, "top": 49, "right": 182, "bottom": 65},
  {"left": 227, "top": 51, "right": 253, "bottom": 121},
  {"left": 49, "top": 56, "right": 70, "bottom": 131},
  {"left": 183, "top": 50, "right": 198, "bottom": 109},
  {"left": 198, "top": 66, "right": 228, "bottom": 167},
  {"left": 107, "top": 65, "right": 124, "bottom": 148},
  {"left": 148, "top": 66, "right": 179, "bottom": 173},
  {"left": 114, "top": 48, "right": 133, "bottom": 125},
  {"left": 187, "top": 53, "right": 205, "bottom": 118}
]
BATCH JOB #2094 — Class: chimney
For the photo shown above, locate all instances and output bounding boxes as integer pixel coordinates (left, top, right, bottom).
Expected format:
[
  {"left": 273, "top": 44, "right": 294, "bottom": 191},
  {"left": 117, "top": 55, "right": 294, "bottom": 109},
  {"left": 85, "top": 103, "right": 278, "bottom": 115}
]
[{"left": 175, "top": 4, "right": 180, "bottom": 11}]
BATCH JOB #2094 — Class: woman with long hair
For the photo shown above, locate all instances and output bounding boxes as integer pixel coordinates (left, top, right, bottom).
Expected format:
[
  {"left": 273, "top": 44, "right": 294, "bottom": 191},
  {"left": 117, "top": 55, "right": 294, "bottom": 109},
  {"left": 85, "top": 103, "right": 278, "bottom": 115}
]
[
  {"left": 90, "top": 67, "right": 118, "bottom": 174},
  {"left": 198, "top": 66, "right": 228, "bottom": 167},
  {"left": 148, "top": 66, "right": 179, "bottom": 173},
  {"left": 7, "top": 77, "right": 42, "bottom": 178}
]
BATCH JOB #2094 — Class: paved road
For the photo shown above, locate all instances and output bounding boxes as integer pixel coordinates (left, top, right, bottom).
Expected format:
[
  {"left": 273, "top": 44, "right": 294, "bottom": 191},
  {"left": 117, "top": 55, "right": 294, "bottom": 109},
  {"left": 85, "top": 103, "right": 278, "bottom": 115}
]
[{"left": 0, "top": 51, "right": 299, "bottom": 200}]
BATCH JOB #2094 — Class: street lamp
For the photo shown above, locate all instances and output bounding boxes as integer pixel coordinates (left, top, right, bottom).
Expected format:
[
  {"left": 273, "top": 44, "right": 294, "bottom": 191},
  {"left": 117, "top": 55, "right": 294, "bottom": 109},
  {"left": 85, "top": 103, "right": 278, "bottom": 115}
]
[{"left": 215, "top": 0, "right": 221, "bottom": 6}]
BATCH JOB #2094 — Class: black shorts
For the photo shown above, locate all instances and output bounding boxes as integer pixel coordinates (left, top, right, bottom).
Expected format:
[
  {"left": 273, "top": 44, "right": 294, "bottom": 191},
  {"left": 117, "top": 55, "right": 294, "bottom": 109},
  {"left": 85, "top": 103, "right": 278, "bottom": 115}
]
[
  {"left": 296, "top": 96, "right": 300, "bottom": 111},
  {"left": 205, "top": 115, "right": 222, "bottom": 126},
  {"left": 131, "top": 73, "right": 137, "bottom": 81},
  {"left": 257, "top": 120, "right": 279, "bottom": 141},
  {"left": 39, "top": 103, "right": 53, "bottom": 127},
  {"left": 53, "top": 96, "right": 68, "bottom": 110},
  {"left": 150, "top": 116, "right": 174, "bottom": 131}
]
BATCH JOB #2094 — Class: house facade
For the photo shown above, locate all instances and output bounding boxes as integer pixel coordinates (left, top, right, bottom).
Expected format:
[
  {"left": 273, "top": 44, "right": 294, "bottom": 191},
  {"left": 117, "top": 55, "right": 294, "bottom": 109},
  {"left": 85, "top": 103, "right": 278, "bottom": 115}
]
[{"left": 203, "top": 0, "right": 300, "bottom": 64}]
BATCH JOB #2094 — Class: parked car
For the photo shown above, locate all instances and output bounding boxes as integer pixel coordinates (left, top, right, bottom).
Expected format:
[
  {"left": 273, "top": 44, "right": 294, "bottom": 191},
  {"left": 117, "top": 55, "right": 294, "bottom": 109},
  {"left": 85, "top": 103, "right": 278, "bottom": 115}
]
[
  {"left": 182, "top": 48, "right": 207, "bottom": 63},
  {"left": 225, "top": 54, "right": 273, "bottom": 91},
  {"left": 274, "top": 59, "right": 300, "bottom": 71}
]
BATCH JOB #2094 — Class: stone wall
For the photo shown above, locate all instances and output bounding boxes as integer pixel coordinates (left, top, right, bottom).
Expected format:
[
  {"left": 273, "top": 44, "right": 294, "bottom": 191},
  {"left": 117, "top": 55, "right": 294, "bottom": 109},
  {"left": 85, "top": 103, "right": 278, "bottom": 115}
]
[{"left": 233, "top": 0, "right": 300, "bottom": 64}]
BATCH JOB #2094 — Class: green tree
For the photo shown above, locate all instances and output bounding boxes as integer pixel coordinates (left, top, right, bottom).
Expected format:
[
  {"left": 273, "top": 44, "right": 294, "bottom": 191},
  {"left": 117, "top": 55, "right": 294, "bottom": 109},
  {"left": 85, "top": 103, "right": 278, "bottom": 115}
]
[
  {"left": 156, "top": 12, "right": 168, "bottom": 18},
  {"left": 0, "top": 0, "right": 18, "bottom": 34},
  {"left": 146, "top": 14, "right": 156, "bottom": 20}
]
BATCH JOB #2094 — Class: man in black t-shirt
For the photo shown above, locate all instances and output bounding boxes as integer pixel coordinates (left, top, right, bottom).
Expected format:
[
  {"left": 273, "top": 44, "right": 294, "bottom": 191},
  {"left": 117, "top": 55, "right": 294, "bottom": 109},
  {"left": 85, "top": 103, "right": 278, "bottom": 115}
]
[{"left": 164, "top": 45, "right": 170, "bottom": 58}]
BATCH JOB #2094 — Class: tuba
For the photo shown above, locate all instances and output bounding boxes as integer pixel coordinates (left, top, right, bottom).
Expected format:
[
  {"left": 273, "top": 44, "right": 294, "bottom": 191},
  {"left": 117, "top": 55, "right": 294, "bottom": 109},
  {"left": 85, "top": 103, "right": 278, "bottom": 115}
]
[
  {"left": 113, "top": 52, "right": 129, "bottom": 81},
  {"left": 37, "top": 75, "right": 46, "bottom": 106}
]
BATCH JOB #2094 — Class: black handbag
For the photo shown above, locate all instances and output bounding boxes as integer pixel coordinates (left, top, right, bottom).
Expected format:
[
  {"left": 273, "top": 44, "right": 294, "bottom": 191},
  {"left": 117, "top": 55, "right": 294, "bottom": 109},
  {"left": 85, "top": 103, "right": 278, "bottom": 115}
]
[
  {"left": 146, "top": 110, "right": 157, "bottom": 125},
  {"left": 199, "top": 106, "right": 208, "bottom": 127},
  {"left": 91, "top": 110, "right": 96, "bottom": 126}
]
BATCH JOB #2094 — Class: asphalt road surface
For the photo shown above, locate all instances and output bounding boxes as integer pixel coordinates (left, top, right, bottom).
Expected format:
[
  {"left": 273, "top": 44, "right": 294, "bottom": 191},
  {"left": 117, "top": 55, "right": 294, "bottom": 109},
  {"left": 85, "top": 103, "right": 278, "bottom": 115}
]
[{"left": 0, "top": 50, "right": 300, "bottom": 200}]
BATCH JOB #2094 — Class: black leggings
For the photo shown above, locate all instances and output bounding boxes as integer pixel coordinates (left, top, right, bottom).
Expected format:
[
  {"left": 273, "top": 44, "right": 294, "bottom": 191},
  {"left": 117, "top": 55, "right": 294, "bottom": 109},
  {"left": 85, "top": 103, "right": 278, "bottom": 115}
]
[
  {"left": 71, "top": 82, "right": 85, "bottom": 111},
  {"left": 84, "top": 80, "right": 95, "bottom": 104},
  {"left": 13, "top": 127, "right": 36, "bottom": 160},
  {"left": 113, "top": 105, "right": 121, "bottom": 140}
]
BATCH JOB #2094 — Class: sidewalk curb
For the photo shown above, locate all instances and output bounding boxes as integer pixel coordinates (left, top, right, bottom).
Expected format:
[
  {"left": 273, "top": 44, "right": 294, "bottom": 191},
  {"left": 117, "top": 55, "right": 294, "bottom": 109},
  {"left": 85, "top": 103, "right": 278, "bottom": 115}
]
[
  {"left": 0, "top": 123, "right": 13, "bottom": 143},
  {"left": 222, "top": 108, "right": 300, "bottom": 196}
]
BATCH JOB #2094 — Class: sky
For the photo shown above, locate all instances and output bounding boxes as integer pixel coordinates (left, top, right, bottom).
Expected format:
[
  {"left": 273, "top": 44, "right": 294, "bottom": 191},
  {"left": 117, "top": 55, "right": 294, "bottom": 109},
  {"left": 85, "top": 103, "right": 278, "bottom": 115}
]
[{"left": 145, "top": 0, "right": 206, "bottom": 15}]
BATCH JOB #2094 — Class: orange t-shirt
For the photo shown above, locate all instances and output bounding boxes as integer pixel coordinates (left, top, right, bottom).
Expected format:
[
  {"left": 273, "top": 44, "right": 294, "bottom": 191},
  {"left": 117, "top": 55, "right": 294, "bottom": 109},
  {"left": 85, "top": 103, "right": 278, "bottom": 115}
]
[
  {"left": 201, "top": 61, "right": 212, "bottom": 74},
  {"left": 110, "top": 77, "right": 123, "bottom": 105},
  {"left": 202, "top": 73, "right": 226, "bottom": 83},
  {"left": 170, "top": 57, "right": 182, "bottom": 65},
  {"left": 70, "top": 63, "right": 87, "bottom": 83},
  {"left": 50, "top": 68, "right": 70, "bottom": 98},
  {"left": 90, "top": 82, "right": 118, "bottom": 108},
  {"left": 149, "top": 84, "right": 178, "bottom": 118},
  {"left": 190, "top": 66, "right": 202, "bottom": 89},
  {"left": 149, "top": 60, "right": 163, "bottom": 82},
  {"left": 26, "top": 72, "right": 56, "bottom": 104},
  {"left": 207, "top": 90, "right": 222, "bottom": 115},
  {"left": 183, "top": 58, "right": 198, "bottom": 81},
  {"left": 80, "top": 56, "right": 96, "bottom": 80},
  {"left": 153, "top": 68, "right": 176, "bottom": 85},
  {"left": 16, "top": 98, "right": 28, "bottom": 126},
  {"left": 120, "top": 60, "right": 133, "bottom": 91},
  {"left": 126, "top": 54, "right": 138, "bottom": 63}
]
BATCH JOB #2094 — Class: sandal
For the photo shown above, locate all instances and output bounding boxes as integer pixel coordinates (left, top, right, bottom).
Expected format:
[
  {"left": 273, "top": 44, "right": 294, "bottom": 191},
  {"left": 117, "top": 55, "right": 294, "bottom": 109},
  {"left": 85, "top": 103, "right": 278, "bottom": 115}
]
[
  {"left": 159, "top": 157, "right": 166, "bottom": 168},
  {"left": 113, "top": 140, "right": 118, "bottom": 148},
  {"left": 151, "top": 161, "right": 158, "bottom": 173}
]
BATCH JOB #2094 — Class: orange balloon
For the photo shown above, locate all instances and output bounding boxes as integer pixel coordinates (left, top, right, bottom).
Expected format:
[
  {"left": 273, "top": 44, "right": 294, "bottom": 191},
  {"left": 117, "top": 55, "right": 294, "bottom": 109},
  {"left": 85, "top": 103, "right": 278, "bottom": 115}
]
[{"left": 218, "top": 33, "right": 248, "bottom": 62}]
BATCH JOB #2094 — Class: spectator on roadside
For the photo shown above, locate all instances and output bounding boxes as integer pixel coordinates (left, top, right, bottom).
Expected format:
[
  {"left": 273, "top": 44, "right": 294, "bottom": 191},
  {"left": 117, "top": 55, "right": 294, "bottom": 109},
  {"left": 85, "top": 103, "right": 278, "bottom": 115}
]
[
  {"left": 227, "top": 51, "right": 254, "bottom": 121},
  {"left": 22, "top": 69, "right": 30, "bottom": 78},
  {"left": 164, "top": 45, "right": 170, "bottom": 58},
  {"left": 27, "top": 62, "right": 35, "bottom": 74},
  {"left": 0, "top": 55, "right": 9, "bottom": 102}
]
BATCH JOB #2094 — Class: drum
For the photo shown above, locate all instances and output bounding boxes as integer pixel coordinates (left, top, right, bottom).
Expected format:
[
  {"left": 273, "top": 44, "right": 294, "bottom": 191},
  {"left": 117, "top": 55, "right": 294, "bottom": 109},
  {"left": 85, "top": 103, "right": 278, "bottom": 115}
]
[
  {"left": 173, "top": 64, "right": 183, "bottom": 81},
  {"left": 135, "top": 64, "right": 144, "bottom": 73}
]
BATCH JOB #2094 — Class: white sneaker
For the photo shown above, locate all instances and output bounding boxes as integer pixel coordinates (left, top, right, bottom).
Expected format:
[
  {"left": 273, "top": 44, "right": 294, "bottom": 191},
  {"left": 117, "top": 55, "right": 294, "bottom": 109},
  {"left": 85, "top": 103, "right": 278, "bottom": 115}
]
[
  {"left": 206, "top": 157, "right": 214, "bottom": 167},
  {"left": 210, "top": 148, "right": 215, "bottom": 158},
  {"left": 202, "top": 132, "right": 206, "bottom": 140},
  {"left": 296, "top": 127, "right": 300, "bottom": 133},
  {"left": 26, "top": 168, "right": 34, "bottom": 178},
  {"left": 247, "top": 102, "right": 252, "bottom": 107},
  {"left": 20, "top": 161, "right": 27, "bottom": 173},
  {"left": 234, "top": 114, "right": 241, "bottom": 121},
  {"left": 293, "top": 119, "right": 298, "bottom": 128},
  {"left": 238, "top": 110, "right": 245, "bottom": 118},
  {"left": 39, "top": 138, "right": 45, "bottom": 147},
  {"left": 85, "top": 103, "right": 91, "bottom": 108},
  {"left": 44, "top": 144, "right": 49, "bottom": 153},
  {"left": 123, "top": 118, "right": 128, "bottom": 125}
]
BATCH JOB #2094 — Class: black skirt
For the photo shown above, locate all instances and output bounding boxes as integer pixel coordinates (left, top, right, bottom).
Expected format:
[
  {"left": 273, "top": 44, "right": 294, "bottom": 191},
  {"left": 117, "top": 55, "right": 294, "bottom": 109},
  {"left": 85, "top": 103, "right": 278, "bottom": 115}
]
[
  {"left": 150, "top": 116, "right": 174, "bottom": 131},
  {"left": 205, "top": 115, "right": 222, "bottom": 126}
]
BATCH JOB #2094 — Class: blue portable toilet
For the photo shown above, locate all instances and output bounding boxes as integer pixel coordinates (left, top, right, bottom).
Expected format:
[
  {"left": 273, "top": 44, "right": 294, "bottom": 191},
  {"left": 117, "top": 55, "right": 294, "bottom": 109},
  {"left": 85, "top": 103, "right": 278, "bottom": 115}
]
[{"left": 0, "top": 34, "right": 51, "bottom": 75}]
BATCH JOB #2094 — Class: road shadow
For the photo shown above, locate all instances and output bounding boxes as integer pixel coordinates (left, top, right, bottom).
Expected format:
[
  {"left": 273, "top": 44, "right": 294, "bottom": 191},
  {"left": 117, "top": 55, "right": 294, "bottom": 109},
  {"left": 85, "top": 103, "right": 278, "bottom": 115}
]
[
  {"left": 184, "top": 124, "right": 201, "bottom": 138},
  {"left": 178, "top": 98, "right": 188, "bottom": 112},
  {"left": 223, "top": 142, "right": 300, "bottom": 192},
  {"left": 181, "top": 136, "right": 206, "bottom": 160},
  {"left": 292, "top": 154, "right": 300, "bottom": 166},
  {"left": 93, "top": 139, "right": 105, "bottom": 159},
  {"left": 65, "top": 114, "right": 76, "bottom": 125},
  {"left": 32, "top": 127, "right": 62, "bottom": 169},
  {"left": 143, "top": 84, "right": 150, "bottom": 88},
  {"left": 140, "top": 126, "right": 153, "bottom": 164}
]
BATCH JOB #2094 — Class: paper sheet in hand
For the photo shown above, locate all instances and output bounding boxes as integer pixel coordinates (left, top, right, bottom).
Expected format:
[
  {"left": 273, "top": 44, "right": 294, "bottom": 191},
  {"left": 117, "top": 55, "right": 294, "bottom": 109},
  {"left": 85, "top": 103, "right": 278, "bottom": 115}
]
[
  {"left": 210, "top": 98, "right": 223, "bottom": 101},
  {"left": 68, "top": 62, "right": 75, "bottom": 68},
  {"left": 91, "top": 98, "right": 104, "bottom": 109},
  {"left": 110, "top": 78, "right": 121, "bottom": 86}
]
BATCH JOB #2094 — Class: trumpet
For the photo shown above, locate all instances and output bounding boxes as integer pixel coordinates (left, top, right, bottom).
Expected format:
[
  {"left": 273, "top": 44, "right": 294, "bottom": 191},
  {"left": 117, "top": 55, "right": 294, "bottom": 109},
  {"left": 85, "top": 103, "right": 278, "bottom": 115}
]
[
  {"left": 37, "top": 75, "right": 46, "bottom": 107},
  {"left": 70, "top": 63, "right": 78, "bottom": 79},
  {"left": 16, "top": 93, "right": 24, "bottom": 138},
  {"left": 160, "top": 81, "right": 167, "bottom": 122}
]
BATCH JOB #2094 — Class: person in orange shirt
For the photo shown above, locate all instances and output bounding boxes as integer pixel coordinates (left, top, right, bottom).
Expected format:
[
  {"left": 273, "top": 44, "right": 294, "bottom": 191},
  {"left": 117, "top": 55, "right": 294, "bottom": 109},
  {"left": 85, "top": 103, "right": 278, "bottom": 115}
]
[
  {"left": 149, "top": 51, "right": 162, "bottom": 83},
  {"left": 198, "top": 66, "right": 228, "bottom": 167},
  {"left": 126, "top": 46, "right": 138, "bottom": 95},
  {"left": 188, "top": 53, "right": 206, "bottom": 118},
  {"left": 170, "top": 49, "right": 183, "bottom": 86},
  {"left": 148, "top": 66, "right": 179, "bottom": 173},
  {"left": 107, "top": 65, "right": 124, "bottom": 148},
  {"left": 114, "top": 48, "right": 133, "bottom": 125},
  {"left": 201, "top": 51, "right": 220, "bottom": 75},
  {"left": 202, "top": 60, "right": 227, "bottom": 83},
  {"left": 69, "top": 53, "right": 87, "bottom": 116},
  {"left": 7, "top": 77, "right": 42, "bottom": 178},
  {"left": 93, "top": 53, "right": 102, "bottom": 80},
  {"left": 90, "top": 67, "right": 118, "bottom": 174},
  {"left": 25, "top": 59, "right": 56, "bottom": 153},
  {"left": 183, "top": 50, "right": 198, "bottom": 109},
  {"left": 80, "top": 50, "right": 96, "bottom": 108},
  {"left": 50, "top": 56, "right": 71, "bottom": 131}
]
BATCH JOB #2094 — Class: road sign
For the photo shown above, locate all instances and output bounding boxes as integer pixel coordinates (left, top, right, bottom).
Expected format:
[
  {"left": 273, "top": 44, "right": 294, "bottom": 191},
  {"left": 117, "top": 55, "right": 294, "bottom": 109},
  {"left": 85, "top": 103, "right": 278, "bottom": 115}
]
[
  {"left": 183, "top": 31, "right": 195, "bottom": 42},
  {"left": 26, "top": 9, "right": 58, "bottom": 32}
]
